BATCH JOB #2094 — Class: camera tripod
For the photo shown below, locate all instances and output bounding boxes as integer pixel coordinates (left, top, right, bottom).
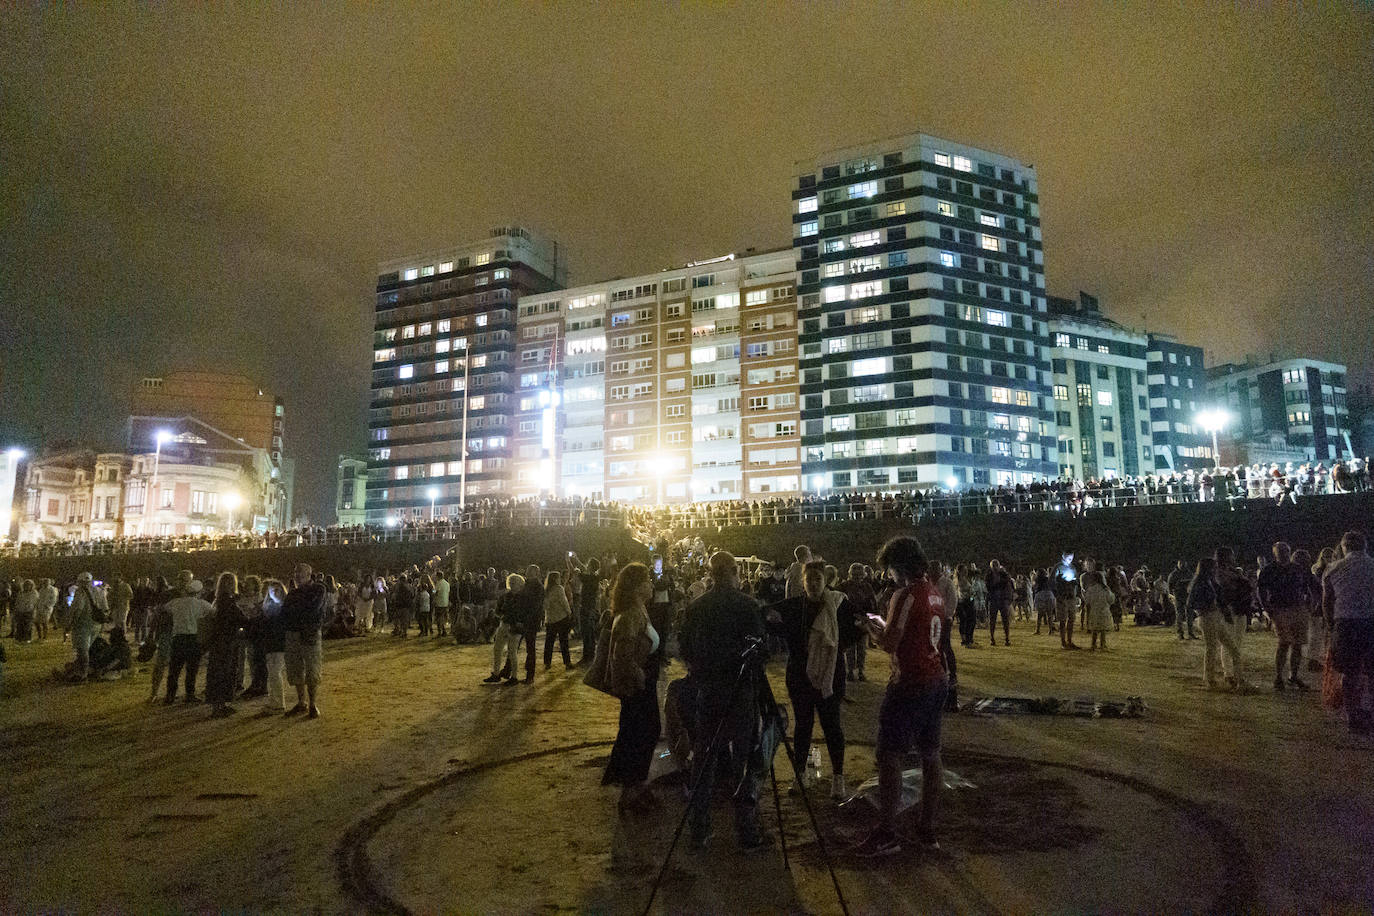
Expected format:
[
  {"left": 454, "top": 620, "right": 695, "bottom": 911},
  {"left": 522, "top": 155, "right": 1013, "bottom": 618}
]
[{"left": 642, "top": 641, "right": 850, "bottom": 916}]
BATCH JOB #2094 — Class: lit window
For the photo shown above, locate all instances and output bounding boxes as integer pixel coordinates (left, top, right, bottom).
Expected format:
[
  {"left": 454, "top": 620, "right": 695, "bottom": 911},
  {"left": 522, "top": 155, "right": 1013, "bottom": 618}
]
[
  {"left": 849, "top": 256, "right": 881, "bottom": 273},
  {"left": 937, "top": 201, "right": 955, "bottom": 217},
  {"left": 848, "top": 181, "right": 877, "bottom": 199},
  {"left": 398, "top": 364, "right": 414, "bottom": 380},
  {"left": 831, "top": 416, "right": 852, "bottom": 432},
  {"left": 1015, "top": 390, "right": 1030, "bottom": 407},
  {"left": 494, "top": 268, "right": 510, "bottom": 280},
  {"left": 418, "top": 322, "right": 432, "bottom": 336},
  {"left": 849, "top": 281, "right": 882, "bottom": 299},
  {"left": 435, "top": 360, "right": 449, "bottom": 374},
  {"left": 885, "top": 201, "right": 906, "bottom": 217},
  {"left": 979, "top": 213, "right": 1000, "bottom": 227},
  {"left": 986, "top": 310, "right": 1008, "bottom": 327},
  {"left": 798, "top": 196, "right": 818, "bottom": 213},
  {"left": 469, "top": 396, "right": 485, "bottom": 409},
  {"left": 1097, "top": 345, "right": 1109, "bottom": 354},
  {"left": 800, "top": 220, "right": 818, "bottom": 236},
  {"left": 1096, "top": 391, "right": 1113, "bottom": 407},
  {"left": 980, "top": 234, "right": 1001, "bottom": 252},
  {"left": 940, "top": 252, "right": 957, "bottom": 268},
  {"left": 990, "top": 387, "right": 1011, "bottom": 404},
  {"left": 953, "top": 155, "right": 973, "bottom": 172},
  {"left": 823, "top": 286, "right": 846, "bottom": 304},
  {"left": 933, "top": 152, "right": 951, "bottom": 167},
  {"left": 1055, "top": 333, "right": 1070, "bottom": 348},
  {"left": 475, "top": 252, "right": 491, "bottom": 265},
  {"left": 403, "top": 268, "right": 419, "bottom": 281},
  {"left": 435, "top": 339, "right": 450, "bottom": 354},
  {"left": 828, "top": 338, "right": 849, "bottom": 354},
  {"left": 402, "top": 325, "right": 416, "bottom": 339},
  {"left": 849, "top": 231, "right": 880, "bottom": 247},
  {"left": 395, "top": 467, "right": 409, "bottom": 480},
  {"left": 823, "top": 262, "right": 844, "bottom": 278},
  {"left": 1054, "top": 385, "right": 1069, "bottom": 401},
  {"left": 439, "top": 261, "right": 454, "bottom": 273},
  {"left": 853, "top": 357, "right": 885, "bottom": 376}
]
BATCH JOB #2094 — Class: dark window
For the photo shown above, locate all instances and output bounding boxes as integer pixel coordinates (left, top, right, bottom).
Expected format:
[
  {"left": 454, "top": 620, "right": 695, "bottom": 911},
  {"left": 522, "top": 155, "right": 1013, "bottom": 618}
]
[
  {"left": 943, "top": 277, "right": 958, "bottom": 292},
  {"left": 823, "top": 214, "right": 842, "bottom": 228},
  {"left": 890, "top": 277, "right": 909, "bottom": 292},
  {"left": 937, "top": 177, "right": 952, "bottom": 191},
  {"left": 980, "top": 188, "right": 997, "bottom": 201},
  {"left": 895, "top": 382, "right": 914, "bottom": 398},
  {"left": 805, "top": 420, "right": 822, "bottom": 436},
  {"left": 958, "top": 205, "right": 974, "bottom": 221},
  {"left": 956, "top": 181, "right": 974, "bottom": 196},
  {"left": 949, "top": 383, "right": 965, "bottom": 398},
  {"left": 1096, "top": 365, "right": 1109, "bottom": 380},
  {"left": 804, "top": 368, "right": 821, "bottom": 384},
  {"left": 805, "top": 395, "right": 822, "bottom": 411},
  {"left": 889, "top": 226, "right": 907, "bottom": 241},
  {"left": 961, "top": 280, "right": 979, "bottom": 295},
  {"left": 827, "top": 313, "right": 846, "bottom": 328},
  {"left": 801, "top": 270, "right": 818, "bottom": 285},
  {"left": 889, "top": 251, "right": 908, "bottom": 267},
  {"left": 948, "top": 356, "right": 962, "bottom": 372},
  {"left": 970, "top": 384, "right": 986, "bottom": 401},
  {"left": 883, "top": 152, "right": 903, "bottom": 167},
  {"left": 977, "top": 163, "right": 995, "bottom": 178},
  {"left": 884, "top": 177, "right": 903, "bottom": 192},
  {"left": 958, "top": 230, "right": 976, "bottom": 245},
  {"left": 803, "top": 319, "right": 820, "bottom": 334},
  {"left": 1058, "top": 411, "right": 1072, "bottom": 426},
  {"left": 971, "top": 438, "right": 988, "bottom": 454},
  {"left": 1053, "top": 358, "right": 1067, "bottom": 374},
  {"left": 822, "top": 165, "right": 840, "bottom": 180},
  {"left": 799, "top": 175, "right": 816, "bottom": 189},
  {"left": 894, "top": 355, "right": 912, "bottom": 371},
  {"left": 832, "top": 471, "right": 852, "bottom": 487},
  {"left": 801, "top": 246, "right": 818, "bottom": 260},
  {"left": 1000, "top": 168, "right": 1015, "bottom": 182},
  {"left": 1102, "top": 442, "right": 1116, "bottom": 458},
  {"left": 892, "top": 329, "right": 911, "bottom": 345}
]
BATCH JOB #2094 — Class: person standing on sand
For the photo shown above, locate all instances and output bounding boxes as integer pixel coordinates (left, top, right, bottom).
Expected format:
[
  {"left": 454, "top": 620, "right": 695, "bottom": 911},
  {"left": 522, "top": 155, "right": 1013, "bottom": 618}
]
[{"left": 280, "top": 564, "right": 326, "bottom": 719}]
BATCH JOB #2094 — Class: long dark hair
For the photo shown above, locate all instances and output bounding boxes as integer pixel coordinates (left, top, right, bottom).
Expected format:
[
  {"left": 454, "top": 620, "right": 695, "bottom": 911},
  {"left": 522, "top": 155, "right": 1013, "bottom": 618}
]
[
  {"left": 1190, "top": 557, "right": 1217, "bottom": 591},
  {"left": 611, "top": 563, "right": 651, "bottom": 619}
]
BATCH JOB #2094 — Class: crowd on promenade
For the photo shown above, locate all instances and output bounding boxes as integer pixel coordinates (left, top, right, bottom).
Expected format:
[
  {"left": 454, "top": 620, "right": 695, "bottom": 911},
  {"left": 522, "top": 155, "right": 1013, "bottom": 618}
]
[
  {"left": 4, "top": 458, "right": 1370, "bottom": 560},
  {"left": 3, "top": 507, "right": 1372, "bottom": 859}
]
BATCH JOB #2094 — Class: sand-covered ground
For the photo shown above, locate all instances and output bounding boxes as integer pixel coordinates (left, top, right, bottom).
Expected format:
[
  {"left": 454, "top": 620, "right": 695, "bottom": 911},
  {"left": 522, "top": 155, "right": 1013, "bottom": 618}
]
[{"left": 2, "top": 615, "right": 1370, "bottom": 914}]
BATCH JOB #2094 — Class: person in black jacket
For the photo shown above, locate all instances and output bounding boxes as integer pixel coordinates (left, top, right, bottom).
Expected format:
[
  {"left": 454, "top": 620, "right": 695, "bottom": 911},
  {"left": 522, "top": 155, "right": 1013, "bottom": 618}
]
[
  {"left": 765, "top": 560, "right": 859, "bottom": 800},
  {"left": 518, "top": 565, "right": 544, "bottom": 683},
  {"left": 985, "top": 560, "right": 1015, "bottom": 647},
  {"left": 280, "top": 564, "right": 326, "bottom": 719},
  {"left": 204, "top": 573, "right": 248, "bottom": 719}
]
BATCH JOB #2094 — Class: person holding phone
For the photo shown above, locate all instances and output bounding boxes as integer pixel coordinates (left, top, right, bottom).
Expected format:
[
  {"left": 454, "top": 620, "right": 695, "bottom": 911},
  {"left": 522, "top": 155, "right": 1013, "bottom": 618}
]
[
  {"left": 764, "top": 560, "right": 858, "bottom": 800},
  {"left": 856, "top": 536, "right": 951, "bottom": 858}
]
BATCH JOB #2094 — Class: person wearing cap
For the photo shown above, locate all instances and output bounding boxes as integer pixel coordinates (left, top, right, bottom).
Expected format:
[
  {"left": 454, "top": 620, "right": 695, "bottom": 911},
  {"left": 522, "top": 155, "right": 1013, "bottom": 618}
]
[
  {"left": 68, "top": 572, "right": 109, "bottom": 681},
  {"left": 163, "top": 570, "right": 213, "bottom": 703}
]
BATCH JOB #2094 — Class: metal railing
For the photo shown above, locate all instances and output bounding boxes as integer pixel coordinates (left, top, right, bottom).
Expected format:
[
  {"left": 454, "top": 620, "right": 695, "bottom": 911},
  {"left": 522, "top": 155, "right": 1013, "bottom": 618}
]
[{"left": 3, "top": 481, "right": 1367, "bottom": 559}]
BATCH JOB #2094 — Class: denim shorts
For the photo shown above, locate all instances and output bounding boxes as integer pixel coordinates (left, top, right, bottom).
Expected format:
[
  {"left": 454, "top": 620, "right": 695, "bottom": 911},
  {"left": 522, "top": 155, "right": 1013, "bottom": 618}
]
[{"left": 876, "top": 679, "right": 948, "bottom": 757}]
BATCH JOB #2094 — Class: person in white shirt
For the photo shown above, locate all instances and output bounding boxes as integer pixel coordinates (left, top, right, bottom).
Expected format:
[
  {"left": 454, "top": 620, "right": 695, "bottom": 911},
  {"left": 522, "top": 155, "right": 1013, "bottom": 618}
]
[
  {"left": 1323, "top": 531, "right": 1374, "bottom": 734},
  {"left": 162, "top": 571, "right": 213, "bottom": 704}
]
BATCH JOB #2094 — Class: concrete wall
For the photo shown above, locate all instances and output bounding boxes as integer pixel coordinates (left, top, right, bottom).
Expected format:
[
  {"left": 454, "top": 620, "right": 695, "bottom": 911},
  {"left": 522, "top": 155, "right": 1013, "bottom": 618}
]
[
  {"left": 3, "top": 493, "right": 1370, "bottom": 583},
  {"left": 668, "top": 493, "right": 1374, "bottom": 573},
  {"left": 0, "top": 527, "right": 645, "bottom": 585}
]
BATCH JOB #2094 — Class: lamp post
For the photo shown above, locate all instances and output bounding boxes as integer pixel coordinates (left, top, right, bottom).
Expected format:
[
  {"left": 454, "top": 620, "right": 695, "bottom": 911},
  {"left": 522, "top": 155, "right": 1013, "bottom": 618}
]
[
  {"left": 223, "top": 491, "right": 242, "bottom": 532},
  {"left": 427, "top": 486, "right": 439, "bottom": 521},
  {"left": 1195, "top": 409, "right": 1230, "bottom": 471},
  {"left": 149, "top": 430, "right": 172, "bottom": 517}
]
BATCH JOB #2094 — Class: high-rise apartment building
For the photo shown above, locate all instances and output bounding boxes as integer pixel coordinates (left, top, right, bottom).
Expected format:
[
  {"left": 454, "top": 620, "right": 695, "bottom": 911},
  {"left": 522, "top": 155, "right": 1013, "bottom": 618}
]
[
  {"left": 512, "top": 249, "right": 799, "bottom": 503},
  {"left": 1145, "top": 333, "right": 1211, "bottom": 471},
  {"left": 1047, "top": 293, "right": 1153, "bottom": 480},
  {"left": 1206, "top": 356, "right": 1351, "bottom": 461},
  {"left": 793, "top": 133, "right": 1055, "bottom": 493},
  {"left": 367, "top": 227, "right": 566, "bottom": 523}
]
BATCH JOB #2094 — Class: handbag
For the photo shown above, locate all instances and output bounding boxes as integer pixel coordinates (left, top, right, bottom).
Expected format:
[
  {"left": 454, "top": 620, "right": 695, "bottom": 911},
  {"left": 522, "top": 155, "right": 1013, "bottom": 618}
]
[
  {"left": 582, "top": 615, "right": 617, "bottom": 697},
  {"left": 86, "top": 586, "right": 108, "bottom": 624}
]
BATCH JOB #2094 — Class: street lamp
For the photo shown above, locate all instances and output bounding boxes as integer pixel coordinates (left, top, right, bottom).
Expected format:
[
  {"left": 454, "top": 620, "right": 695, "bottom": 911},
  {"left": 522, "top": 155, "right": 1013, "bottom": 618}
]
[
  {"left": 223, "top": 491, "right": 242, "bottom": 532},
  {"left": 150, "top": 429, "right": 173, "bottom": 514},
  {"left": 1194, "top": 409, "right": 1230, "bottom": 470},
  {"left": 650, "top": 452, "right": 672, "bottom": 505},
  {"left": 427, "top": 486, "right": 439, "bottom": 520}
]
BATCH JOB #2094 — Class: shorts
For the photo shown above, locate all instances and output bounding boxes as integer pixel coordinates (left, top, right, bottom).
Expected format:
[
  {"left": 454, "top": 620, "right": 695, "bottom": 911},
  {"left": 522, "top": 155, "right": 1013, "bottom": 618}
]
[
  {"left": 876, "top": 680, "right": 948, "bottom": 758},
  {"left": 1056, "top": 598, "right": 1077, "bottom": 623},
  {"left": 1269, "top": 606, "right": 1307, "bottom": 645},
  {"left": 284, "top": 631, "right": 323, "bottom": 688},
  {"left": 1331, "top": 618, "right": 1374, "bottom": 677}
]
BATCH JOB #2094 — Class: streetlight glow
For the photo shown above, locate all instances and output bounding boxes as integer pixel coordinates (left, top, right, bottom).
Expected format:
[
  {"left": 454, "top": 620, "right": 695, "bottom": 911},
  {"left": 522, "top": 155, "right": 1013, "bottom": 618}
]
[
  {"left": 426, "top": 486, "right": 439, "bottom": 520},
  {"left": 1193, "top": 408, "right": 1231, "bottom": 470}
]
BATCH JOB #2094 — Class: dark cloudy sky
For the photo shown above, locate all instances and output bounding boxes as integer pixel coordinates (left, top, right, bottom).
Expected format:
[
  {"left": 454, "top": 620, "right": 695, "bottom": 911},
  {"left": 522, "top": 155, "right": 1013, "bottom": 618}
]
[{"left": 3, "top": 4, "right": 1372, "bottom": 521}]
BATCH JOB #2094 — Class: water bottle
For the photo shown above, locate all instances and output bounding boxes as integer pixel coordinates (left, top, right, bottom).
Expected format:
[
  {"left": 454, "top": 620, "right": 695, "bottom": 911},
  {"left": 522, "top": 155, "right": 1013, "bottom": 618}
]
[{"left": 807, "top": 747, "right": 824, "bottom": 785}]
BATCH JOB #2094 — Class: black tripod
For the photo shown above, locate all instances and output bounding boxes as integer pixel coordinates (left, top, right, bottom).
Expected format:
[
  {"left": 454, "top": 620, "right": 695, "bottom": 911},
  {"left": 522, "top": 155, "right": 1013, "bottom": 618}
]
[{"left": 643, "top": 641, "right": 850, "bottom": 915}]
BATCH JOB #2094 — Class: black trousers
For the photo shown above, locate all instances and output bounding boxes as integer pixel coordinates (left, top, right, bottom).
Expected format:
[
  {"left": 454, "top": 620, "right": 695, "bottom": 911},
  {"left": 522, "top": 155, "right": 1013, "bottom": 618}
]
[
  {"left": 957, "top": 599, "right": 977, "bottom": 646},
  {"left": 989, "top": 601, "right": 1012, "bottom": 640},
  {"left": 523, "top": 627, "right": 537, "bottom": 677},
  {"left": 544, "top": 618, "right": 572, "bottom": 667},
  {"left": 167, "top": 634, "right": 202, "bottom": 699},
  {"left": 787, "top": 677, "right": 846, "bottom": 777},
  {"left": 604, "top": 672, "right": 661, "bottom": 786},
  {"left": 249, "top": 643, "right": 268, "bottom": 691}
]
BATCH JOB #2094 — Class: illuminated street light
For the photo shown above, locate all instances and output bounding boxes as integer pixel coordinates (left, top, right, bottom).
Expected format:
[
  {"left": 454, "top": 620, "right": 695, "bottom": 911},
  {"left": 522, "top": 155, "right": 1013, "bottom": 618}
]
[
  {"left": 151, "top": 429, "right": 173, "bottom": 512},
  {"left": 427, "top": 486, "right": 439, "bottom": 520},
  {"left": 385, "top": 516, "right": 399, "bottom": 528},
  {"left": 946, "top": 476, "right": 960, "bottom": 490},
  {"left": 223, "top": 491, "right": 242, "bottom": 531},
  {"left": 1194, "top": 408, "right": 1231, "bottom": 470}
]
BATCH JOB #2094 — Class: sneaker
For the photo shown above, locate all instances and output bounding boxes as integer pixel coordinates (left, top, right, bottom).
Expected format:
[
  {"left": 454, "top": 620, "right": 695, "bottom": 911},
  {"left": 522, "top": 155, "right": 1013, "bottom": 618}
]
[
  {"left": 916, "top": 828, "right": 941, "bottom": 852},
  {"left": 481, "top": 673, "right": 502, "bottom": 684},
  {"left": 1288, "top": 677, "right": 1309, "bottom": 691},
  {"left": 1273, "top": 677, "right": 1285, "bottom": 691},
  {"left": 854, "top": 826, "right": 901, "bottom": 858},
  {"left": 163, "top": 696, "right": 177, "bottom": 706},
  {"left": 284, "top": 704, "right": 307, "bottom": 717},
  {"left": 184, "top": 695, "right": 202, "bottom": 704},
  {"left": 307, "top": 705, "right": 320, "bottom": 719}
]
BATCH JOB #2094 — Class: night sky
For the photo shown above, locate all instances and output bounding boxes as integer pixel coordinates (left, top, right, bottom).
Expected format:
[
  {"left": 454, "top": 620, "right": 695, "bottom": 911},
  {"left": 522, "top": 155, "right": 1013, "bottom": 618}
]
[{"left": 2, "top": 5, "right": 1371, "bottom": 522}]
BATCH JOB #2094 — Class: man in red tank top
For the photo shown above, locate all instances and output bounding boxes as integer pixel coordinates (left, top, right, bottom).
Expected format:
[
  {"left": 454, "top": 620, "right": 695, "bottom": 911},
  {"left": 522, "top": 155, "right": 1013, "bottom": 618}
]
[{"left": 856, "top": 536, "right": 951, "bottom": 857}]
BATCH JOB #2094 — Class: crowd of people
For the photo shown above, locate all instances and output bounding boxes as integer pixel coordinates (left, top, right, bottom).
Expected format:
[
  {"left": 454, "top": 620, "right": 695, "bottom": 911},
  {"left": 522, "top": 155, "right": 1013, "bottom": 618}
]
[
  {"left": 5, "top": 457, "right": 1370, "bottom": 560},
  {"left": 3, "top": 519, "right": 1371, "bottom": 860}
]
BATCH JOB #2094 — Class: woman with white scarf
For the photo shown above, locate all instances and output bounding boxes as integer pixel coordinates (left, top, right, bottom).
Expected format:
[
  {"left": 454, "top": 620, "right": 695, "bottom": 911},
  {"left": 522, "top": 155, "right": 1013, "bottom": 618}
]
[{"left": 765, "top": 560, "right": 859, "bottom": 801}]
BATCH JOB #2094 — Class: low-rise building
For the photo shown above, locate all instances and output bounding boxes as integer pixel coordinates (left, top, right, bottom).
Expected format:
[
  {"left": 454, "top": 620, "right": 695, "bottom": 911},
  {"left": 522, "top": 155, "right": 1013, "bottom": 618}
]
[
  {"left": 1146, "top": 333, "right": 1211, "bottom": 471},
  {"left": 1206, "top": 355, "right": 1350, "bottom": 462},
  {"left": 336, "top": 455, "right": 368, "bottom": 526},
  {"left": 18, "top": 417, "right": 275, "bottom": 543}
]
